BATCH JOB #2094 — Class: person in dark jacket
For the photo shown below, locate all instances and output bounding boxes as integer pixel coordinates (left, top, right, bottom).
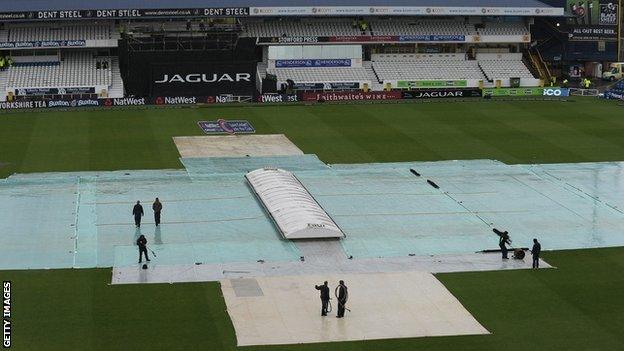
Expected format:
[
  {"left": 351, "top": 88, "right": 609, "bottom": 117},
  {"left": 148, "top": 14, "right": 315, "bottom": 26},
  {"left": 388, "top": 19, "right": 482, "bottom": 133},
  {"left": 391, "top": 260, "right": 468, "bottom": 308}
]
[
  {"left": 137, "top": 234, "right": 150, "bottom": 263},
  {"left": 496, "top": 230, "right": 511, "bottom": 259},
  {"left": 336, "top": 280, "right": 348, "bottom": 318},
  {"left": 315, "top": 281, "right": 331, "bottom": 316},
  {"left": 531, "top": 238, "right": 541, "bottom": 269},
  {"left": 132, "top": 201, "right": 144, "bottom": 227},
  {"left": 152, "top": 198, "right": 163, "bottom": 226}
]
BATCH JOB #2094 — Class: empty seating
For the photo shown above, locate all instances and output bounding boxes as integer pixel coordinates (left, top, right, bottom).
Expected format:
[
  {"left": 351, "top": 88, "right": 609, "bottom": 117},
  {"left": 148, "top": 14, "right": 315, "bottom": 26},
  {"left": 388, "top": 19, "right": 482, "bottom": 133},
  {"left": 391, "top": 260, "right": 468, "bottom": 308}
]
[
  {"left": 266, "top": 67, "right": 370, "bottom": 83},
  {"left": 7, "top": 23, "right": 113, "bottom": 42},
  {"left": 5, "top": 52, "right": 111, "bottom": 88},
  {"left": 477, "top": 53, "right": 535, "bottom": 80},
  {"left": 374, "top": 61, "right": 485, "bottom": 81},
  {"left": 372, "top": 53, "right": 466, "bottom": 62},
  {"left": 477, "top": 22, "right": 529, "bottom": 36},
  {"left": 370, "top": 19, "right": 476, "bottom": 36},
  {"left": 244, "top": 19, "right": 363, "bottom": 37},
  {"left": 243, "top": 18, "right": 530, "bottom": 42}
]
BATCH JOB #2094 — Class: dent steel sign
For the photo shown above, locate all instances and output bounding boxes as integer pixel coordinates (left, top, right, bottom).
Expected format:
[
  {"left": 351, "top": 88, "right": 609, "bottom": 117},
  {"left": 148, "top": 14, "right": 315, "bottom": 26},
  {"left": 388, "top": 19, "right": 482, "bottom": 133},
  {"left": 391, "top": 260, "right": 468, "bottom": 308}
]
[{"left": 0, "top": 8, "right": 250, "bottom": 21}]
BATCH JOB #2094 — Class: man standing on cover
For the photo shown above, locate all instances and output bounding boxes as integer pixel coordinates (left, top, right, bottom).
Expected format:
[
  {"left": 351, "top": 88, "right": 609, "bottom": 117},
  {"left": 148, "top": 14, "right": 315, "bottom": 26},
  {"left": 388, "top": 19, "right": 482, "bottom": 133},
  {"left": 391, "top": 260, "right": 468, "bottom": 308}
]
[
  {"left": 315, "top": 281, "right": 331, "bottom": 316},
  {"left": 531, "top": 238, "right": 541, "bottom": 269},
  {"left": 152, "top": 198, "right": 163, "bottom": 226},
  {"left": 132, "top": 201, "right": 144, "bottom": 228},
  {"left": 336, "top": 280, "right": 348, "bottom": 318}
]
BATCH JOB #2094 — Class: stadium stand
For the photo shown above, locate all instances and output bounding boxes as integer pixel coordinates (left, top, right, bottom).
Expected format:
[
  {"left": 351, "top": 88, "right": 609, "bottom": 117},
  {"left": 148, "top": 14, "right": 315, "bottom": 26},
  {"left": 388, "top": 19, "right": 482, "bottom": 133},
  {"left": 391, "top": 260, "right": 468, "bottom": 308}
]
[
  {"left": 124, "top": 20, "right": 241, "bottom": 37},
  {"left": 0, "top": 21, "right": 123, "bottom": 101},
  {"left": 476, "top": 53, "right": 535, "bottom": 80},
  {"left": 243, "top": 18, "right": 365, "bottom": 37},
  {"left": 369, "top": 19, "right": 475, "bottom": 36},
  {"left": 371, "top": 53, "right": 485, "bottom": 82},
  {"left": 266, "top": 66, "right": 371, "bottom": 84},
  {"left": 262, "top": 51, "right": 538, "bottom": 89},
  {"left": 5, "top": 22, "right": 116, "bottom": 42},
  {"left": 0, "top": 15, "right": 545, "bottom": 98},
  {"left": 243, "top": 18, "right": 529, "bottom": 39},
  {"left": 3, "top": 51, "right": 115, "bottom": 92},
  {"left": 476, "top": 22, "right": 529, "bottom": 36}
]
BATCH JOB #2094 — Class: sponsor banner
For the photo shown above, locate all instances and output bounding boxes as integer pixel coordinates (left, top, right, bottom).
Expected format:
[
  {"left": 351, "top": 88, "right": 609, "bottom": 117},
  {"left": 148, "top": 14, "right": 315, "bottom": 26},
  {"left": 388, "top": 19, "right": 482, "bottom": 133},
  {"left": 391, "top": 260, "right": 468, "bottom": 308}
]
[
  {"left": 275, "top": 59, "right": 351, "bottom": 68},
  {"left": 328, "top": 35, "right": 398, "bottom": 43},
  {"left": 605, "top": 91, "right": 624, "bottom": 100},
  {"left": 153, "top": 96, "right": 200, "bottom": 105},
  {"left": 198, "top": 119, "right": 255, "bottom": 134},
  {"left": 249, "top": 7, "right": 563, "bottom": 17},
  {"left": 0, "top": 101, "right": 48, "bottom": 110},
  {"left": 15, "top": 87, "right": 95, "bottom": 96},
  {"left": 0, "top": 8, "right": 250, "bottom": 21},
  {"left": 152, "top": 95, "right": 251, "bottom": 105},
  {"left": 0, "top": 98, "right": 100, "bottom": 110},
  {"left": 566, "top": 0, "right": 619, "bottom": 41},
  {"left": 0, "top": 95, "right": 250, "bottom": 110},
  {"left": 102, "top": 97, "right": 147, "bottom": 106},
  {"left": 542, "top": 88, "right": 570, "bottom": 97},
  {"left": 151, "top": 62, "right": 256, "bottom": 96},
  {"left": 292, "top": 82, "right": 360, "bottom": 90},
  {"left": 258, "top": 36, "right": 327, "bottom": 44},
  {"left": 402, "top": 89, "right": 481, "bottom": 99},
  {"left": 302, "top": 91, "right": 402, "bottom": 102},
  {"left": 263, "top": 35, "right": 465, "bottom": 44},
  {"left": 482, "top": 87, "right": 569, "bottom": 97},
  {"left": 0, "top": 40, "right": 86, "bottom": 49},
  {"left": 397, "top": 80, "right": 468, "bottom": 88},
  {"left": 398, "top": 35, "right": 465, "bottom": 42},
  {"left": 0, "top": 6, "right": 563, "bottom": 21},
  {"left": 293, "top": 83, "right": 325, "bottom": 90},
  {"left": 46, "top": 99, "right": 101, "bottom": 108},
  {"left": 567, "top": 25, "right": 617, "bottom": 41},
  {"left": 257, "top": 94, "right": 299, "bottom": 103}
]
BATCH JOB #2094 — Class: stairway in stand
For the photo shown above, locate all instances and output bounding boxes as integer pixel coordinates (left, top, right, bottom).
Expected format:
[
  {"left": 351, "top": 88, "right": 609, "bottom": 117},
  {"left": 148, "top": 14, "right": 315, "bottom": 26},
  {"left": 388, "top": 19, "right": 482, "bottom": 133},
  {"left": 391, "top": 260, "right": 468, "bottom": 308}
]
[{"left": 108, "top": 57, "right": 124, "bottom": 98}]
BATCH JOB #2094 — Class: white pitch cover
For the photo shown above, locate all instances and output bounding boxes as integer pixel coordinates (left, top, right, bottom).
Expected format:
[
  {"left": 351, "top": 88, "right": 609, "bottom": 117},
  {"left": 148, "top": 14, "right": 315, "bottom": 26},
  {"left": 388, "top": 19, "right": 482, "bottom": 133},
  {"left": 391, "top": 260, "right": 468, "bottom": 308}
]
[{"left": 245, "top": 168, "right": 344, "bottom": 239}]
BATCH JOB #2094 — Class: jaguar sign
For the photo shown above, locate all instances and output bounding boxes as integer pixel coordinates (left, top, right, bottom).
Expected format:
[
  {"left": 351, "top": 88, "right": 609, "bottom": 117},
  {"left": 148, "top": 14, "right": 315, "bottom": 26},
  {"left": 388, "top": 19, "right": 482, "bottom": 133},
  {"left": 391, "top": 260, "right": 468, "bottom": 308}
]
[
  {"left": 154, "top": 73, "right": 252, "bottom": 84},
  {"left": 151, "top": 62, "right": 256, "bottom": 96}
]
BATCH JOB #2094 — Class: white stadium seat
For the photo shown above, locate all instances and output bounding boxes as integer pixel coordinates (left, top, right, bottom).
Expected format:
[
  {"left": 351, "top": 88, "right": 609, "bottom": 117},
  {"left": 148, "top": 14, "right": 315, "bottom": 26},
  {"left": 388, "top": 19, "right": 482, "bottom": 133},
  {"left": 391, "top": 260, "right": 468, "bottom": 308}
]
[
  {"left": 244, "top": 19, "right": 363, "bottom": 37},
  {"left": 266, "top": 67, "right": 370, "bottom": 83},
  {"left": 476, "top": 53, "right": 535, "bottom": 80},
  {"left": 369, "top": 19, "right": 476, "bottom": 36},
  {"left": 7, "top": 23, "right": 114, "bottom": 42},
  {"left": 5, "top": 51, "right": 112, "bottom": 89},
  {"left": 242, "top": 18, "right": 528, "bottom": 38},
  {"left": 477, "top": 22, "right": 529, "bottom": 36},
  {"left": 373, "top": 60, "right": 485, "bottom": 81}
]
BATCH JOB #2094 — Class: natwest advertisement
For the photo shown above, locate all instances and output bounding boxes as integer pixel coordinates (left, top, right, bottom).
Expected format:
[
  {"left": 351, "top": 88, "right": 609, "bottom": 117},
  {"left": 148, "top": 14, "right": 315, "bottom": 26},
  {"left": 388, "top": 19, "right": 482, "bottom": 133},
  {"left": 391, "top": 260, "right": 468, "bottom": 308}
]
[
  {"left": 302, "top": 91, "right": 402, "bottom": 102},
  {"left": 151, "top": 62, "right": 257, "bottom": 97},
  {"left": 153, "top": 96, "right": 199, "bottom": 105}
]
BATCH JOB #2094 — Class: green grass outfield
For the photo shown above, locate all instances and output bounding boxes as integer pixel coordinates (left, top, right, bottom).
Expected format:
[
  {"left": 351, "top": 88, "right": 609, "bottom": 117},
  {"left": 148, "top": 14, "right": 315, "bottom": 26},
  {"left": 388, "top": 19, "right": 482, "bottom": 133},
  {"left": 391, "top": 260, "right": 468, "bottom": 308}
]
[
  {"left": 1, "top": 98, "right": 624, "bottom": 350},
  {"left": 2, "top": 98, "right": 624, "bottom": 178},
  {"left": 4, "top": 248, "right": 624, "bottom": 351}
]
